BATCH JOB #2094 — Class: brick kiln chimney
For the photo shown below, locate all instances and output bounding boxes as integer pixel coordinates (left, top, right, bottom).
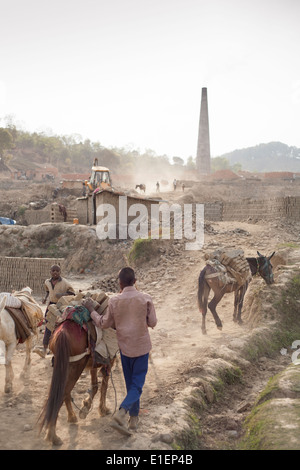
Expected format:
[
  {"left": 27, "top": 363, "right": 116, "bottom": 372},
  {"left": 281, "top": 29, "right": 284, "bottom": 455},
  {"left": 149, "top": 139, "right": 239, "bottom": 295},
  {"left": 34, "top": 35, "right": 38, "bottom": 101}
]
[{"left": 196, "top": 87, "right": 211, "bottom": 175}]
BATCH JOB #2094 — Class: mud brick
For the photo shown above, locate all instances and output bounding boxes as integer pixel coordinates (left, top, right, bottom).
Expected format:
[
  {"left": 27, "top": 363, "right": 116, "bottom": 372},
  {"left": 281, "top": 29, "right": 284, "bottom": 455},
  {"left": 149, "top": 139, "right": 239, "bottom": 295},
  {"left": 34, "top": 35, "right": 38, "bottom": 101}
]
[
  {"left": 0, "top": 256, "right": 65, "bottom": 294},
  {"left": 47, "top": 305, "right": 62, "bottom": 332},
  {"left": 96, "top": 297, "right": 109, "bottom": 315},
  {"left": 73, "top": 293, "right": 84, "bottom": 301},
  {"left": 56, "top": 295, "right": 76, "bottom": 309},
  {"left": 48, "top": 304, "right": 60, "bottom": 315},
  {"left": 91, "top": 291, "right": 107, "bottom": 303},
  {"left": 89, "top": 299, "right": 101, "bottom": 310}
]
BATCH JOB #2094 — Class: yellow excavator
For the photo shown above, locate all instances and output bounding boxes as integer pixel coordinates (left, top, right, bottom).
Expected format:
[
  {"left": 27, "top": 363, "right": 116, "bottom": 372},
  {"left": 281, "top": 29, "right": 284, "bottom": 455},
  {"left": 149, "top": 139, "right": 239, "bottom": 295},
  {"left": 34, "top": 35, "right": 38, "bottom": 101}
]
[{"left": 85, "top": 158, "right": 112, "bottom": 192}]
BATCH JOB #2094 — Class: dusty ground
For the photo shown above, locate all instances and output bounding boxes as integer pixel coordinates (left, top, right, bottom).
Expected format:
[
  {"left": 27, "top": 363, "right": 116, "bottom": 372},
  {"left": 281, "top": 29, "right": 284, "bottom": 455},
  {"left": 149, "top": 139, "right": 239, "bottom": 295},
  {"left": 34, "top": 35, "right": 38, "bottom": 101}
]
[{"left": 0, "top": 181, "right": 299, "bottom": 450}]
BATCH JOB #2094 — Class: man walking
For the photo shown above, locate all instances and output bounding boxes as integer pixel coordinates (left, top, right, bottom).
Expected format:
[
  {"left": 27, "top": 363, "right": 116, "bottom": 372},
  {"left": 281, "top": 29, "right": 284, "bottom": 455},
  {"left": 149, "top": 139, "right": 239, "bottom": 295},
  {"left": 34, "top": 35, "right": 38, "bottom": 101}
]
[{"left": 83, "top": 267, "right": 157, "bottom": 435}]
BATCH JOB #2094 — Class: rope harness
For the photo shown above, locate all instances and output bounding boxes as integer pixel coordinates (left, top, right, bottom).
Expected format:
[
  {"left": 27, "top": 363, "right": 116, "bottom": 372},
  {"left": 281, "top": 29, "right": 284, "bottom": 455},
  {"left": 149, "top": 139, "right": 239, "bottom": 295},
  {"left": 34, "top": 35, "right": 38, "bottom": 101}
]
[{"left": 70, "top": 362, "right": 118, "bottom": 415}]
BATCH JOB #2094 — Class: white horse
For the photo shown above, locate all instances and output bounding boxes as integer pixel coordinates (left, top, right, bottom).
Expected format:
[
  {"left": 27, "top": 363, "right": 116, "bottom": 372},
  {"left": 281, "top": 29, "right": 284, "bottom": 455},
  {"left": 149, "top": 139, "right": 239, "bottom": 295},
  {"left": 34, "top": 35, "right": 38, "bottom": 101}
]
[{"left": 0, "top": 295, "right": 36, "bottom": 393}]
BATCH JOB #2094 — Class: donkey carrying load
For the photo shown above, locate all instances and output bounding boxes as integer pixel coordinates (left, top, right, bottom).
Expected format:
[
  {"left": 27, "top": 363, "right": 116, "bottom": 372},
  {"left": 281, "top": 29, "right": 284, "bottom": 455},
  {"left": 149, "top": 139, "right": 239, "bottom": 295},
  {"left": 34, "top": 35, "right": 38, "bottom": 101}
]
[
  {"left": 38, "top": 291, "right": 118, "bottom": 446},
  {"left": 0, "top": 288, "right": 43, "bottom": 393},
  {"left": 198, "top": 248, "right": 275, "bottom": 334}
]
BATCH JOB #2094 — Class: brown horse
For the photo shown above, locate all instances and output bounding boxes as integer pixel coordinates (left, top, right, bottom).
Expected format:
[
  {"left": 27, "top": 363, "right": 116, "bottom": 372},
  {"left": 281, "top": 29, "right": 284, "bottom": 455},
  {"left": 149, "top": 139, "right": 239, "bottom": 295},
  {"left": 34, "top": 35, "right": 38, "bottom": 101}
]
[
  {"left": 198, "top": 251, "right": 275, "bottom": 334},
  {"left": 38, "top": 320, "right": 115, "bottom": 446}
]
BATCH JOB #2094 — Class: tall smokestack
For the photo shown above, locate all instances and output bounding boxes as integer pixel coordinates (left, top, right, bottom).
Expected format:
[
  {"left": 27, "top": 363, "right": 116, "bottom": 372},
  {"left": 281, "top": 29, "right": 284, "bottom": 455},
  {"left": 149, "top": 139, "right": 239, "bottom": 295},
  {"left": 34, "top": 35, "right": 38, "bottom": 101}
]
[{"left": 196, "top": 87, "right": 211, "bottom": 175}]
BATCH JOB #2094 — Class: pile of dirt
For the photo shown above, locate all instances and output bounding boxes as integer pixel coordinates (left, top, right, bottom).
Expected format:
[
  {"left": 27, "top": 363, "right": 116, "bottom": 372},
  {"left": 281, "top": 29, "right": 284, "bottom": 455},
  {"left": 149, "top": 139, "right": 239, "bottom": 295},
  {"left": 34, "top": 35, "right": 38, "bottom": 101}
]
[
  {"left": 207, "top": 169, "right": 241, "bottom": 181},
  {"left": 264, "top": 172, "right": 295, "bottom": 179},
  {"left": 0, "top": 223, "right": 133, "bottom": 274},
  {"left": 88, "top": 274, "right": 120, "bottom": 293}
]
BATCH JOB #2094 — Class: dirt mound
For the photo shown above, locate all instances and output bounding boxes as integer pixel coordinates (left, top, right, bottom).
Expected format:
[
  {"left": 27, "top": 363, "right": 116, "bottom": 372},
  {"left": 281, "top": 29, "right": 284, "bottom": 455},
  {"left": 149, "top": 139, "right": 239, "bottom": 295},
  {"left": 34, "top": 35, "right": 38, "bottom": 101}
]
[
  {"left": 0, "top": 223, "right": 133, "bottom": 274},
  {"left": 264, "top": 172, "right": 295, "bottom": 179},
  {"left": 208, "top": 169, "right": 241, "bottom": 181}
]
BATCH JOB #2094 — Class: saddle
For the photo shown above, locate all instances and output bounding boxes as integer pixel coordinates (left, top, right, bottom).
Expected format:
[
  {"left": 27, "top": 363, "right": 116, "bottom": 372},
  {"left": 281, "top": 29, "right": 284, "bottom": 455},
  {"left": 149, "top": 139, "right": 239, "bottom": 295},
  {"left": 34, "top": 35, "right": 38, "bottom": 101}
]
[
  {"left": 6, "top": 307, "right": 33, "bottom": 343},
  {"left": 83, "top": 319, "right": 111, "bottom": 367},
  {"left": 204, "top": 248, "right": 252, "bottom": 287},
  {"left": 52, "top": 297, "right": 114, "bottom": 367}
]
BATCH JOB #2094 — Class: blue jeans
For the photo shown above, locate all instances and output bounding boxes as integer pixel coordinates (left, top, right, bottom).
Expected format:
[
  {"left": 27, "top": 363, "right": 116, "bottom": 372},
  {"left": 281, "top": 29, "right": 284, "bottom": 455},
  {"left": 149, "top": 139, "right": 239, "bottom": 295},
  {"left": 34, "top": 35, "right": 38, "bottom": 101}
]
[
  {"left": 43, "top": 326, "right": 52, "bottom": 348},
  {"left": 120, "top": 351, "right": 149, "bottom": 417}
]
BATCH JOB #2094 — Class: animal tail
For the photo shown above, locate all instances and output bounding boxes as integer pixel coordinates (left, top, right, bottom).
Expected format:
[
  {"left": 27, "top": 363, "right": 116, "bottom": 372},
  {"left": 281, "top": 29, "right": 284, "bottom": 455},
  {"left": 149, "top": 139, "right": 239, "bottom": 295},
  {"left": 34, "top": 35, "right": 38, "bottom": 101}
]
[
  {"left": 38, "top": 327, "right": 70, "bottom": 434},
  {"left": 197, "top": 266, "right": 208, "bottom": 312}
]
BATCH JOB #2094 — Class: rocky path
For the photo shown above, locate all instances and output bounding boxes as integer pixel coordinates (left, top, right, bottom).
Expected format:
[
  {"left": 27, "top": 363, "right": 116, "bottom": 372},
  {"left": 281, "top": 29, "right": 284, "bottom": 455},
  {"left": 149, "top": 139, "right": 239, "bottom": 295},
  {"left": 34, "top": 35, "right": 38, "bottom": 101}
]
[{"left": 0, "top": 219, "right": 299, "bottom": 450}]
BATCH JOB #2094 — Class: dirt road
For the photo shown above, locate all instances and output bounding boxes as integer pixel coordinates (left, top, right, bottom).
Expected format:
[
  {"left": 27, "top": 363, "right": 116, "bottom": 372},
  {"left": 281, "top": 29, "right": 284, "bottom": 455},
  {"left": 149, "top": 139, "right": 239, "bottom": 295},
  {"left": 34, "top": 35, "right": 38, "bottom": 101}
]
[{"left": 0, "top": 213, "right": 298, "bottom": 450}]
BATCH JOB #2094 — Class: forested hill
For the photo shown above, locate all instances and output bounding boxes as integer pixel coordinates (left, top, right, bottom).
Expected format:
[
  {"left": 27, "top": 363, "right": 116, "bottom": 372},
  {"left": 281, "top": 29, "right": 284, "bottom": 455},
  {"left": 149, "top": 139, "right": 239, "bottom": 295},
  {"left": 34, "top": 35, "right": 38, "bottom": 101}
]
[
  {"left": 221, "top": 142, "right": 300, "bottom": 172},
  {"left": 1, "top": 124, "right": 300, "bottom": 175},
  {"left": 0, "top": 126, "right": 175, "bottom": 176}
]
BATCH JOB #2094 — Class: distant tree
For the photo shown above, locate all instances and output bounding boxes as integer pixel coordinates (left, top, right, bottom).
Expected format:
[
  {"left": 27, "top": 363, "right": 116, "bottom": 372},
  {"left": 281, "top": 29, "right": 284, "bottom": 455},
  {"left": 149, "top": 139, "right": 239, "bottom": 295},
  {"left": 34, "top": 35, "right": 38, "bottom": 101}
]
[
  {"left": 0, "top": 128, "right": 13, "bottom": 159},
  {"left": 231, "top": 162, "right": 242, "bottom": 172},
  {"left": 173, "top": 156, "right": 184, "bottom": 166},
  {"left": 186, "top": 156, "right": 196, "bottom": 170},
  {"left": 211, "top": 156, "right": 230, "bottom": 172}
]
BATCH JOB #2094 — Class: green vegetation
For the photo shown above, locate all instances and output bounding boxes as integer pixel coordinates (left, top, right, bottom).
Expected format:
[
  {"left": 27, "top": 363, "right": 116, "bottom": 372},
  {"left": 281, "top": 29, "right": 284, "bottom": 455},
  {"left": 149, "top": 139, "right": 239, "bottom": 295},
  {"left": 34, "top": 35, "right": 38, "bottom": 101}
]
[
  {"left": 2, "top": 120, "right": 300, "bottom": 175},
  {"left": 0, "top": 122, "right": 179, "bottom": 175},
  {"left": 128, "top": 238, "right": 162, "bottom": 265},
  {"left": 0, "top": 118, "right": 246, "bottom": 176},
  {"left": 0, "top": 128, "right": 13, "bottom": 160},
  {"left": 236, "top": 273, "right": 300, "bottom": 450},
  {"left": 211, "top": 156, "right": 242, "bottom": 173},
  {"left": 239, "top": 365, "right": 300, "bottom": 450},
  {"left": 242, "top": 272, "right": 300, "bottom": 362},
  {"left": 276, "top": 242, "right": 300, "bottom": 249},
  {"left": 222, "top": 141, "right": 300, "bottom": 172},
  {"left": 217, "top": 365, "right": 243, "bottom": 386},
  {"left": 17, "top": 205, "right": 27, "bottom": 217},
  {"left": 173, "top": 414, "right": 205, "bottom": 450},
  {"left": 175, "top": 365, "right": 243, "bottom": 450}
]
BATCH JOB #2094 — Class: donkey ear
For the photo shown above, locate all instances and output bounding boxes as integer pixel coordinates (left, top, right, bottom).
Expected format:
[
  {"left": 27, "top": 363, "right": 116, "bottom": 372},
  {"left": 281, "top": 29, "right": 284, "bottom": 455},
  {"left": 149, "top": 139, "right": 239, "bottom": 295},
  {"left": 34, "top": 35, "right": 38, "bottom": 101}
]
[
  {"left": 268, "top": 252, "right": 275, "bottom": 260},
  {"left": 257, "top": 251, "right": 263, "bottom": 257}
]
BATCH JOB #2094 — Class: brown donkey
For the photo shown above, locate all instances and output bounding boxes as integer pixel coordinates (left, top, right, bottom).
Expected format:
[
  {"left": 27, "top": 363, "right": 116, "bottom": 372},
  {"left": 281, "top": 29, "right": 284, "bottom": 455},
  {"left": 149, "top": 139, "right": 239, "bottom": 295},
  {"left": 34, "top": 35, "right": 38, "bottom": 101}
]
[
  {"left": 38, "top": 320, "right": 115, "bottom": 446},
  {"left": 198, "top": 251, "right": 275, "bottom": 334}
]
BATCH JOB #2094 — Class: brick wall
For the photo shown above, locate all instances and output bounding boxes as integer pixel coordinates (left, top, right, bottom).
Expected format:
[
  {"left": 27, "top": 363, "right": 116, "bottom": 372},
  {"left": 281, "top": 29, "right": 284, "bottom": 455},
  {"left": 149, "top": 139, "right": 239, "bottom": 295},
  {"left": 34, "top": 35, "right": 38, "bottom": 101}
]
[
  {"left": 204, "top": 196, "right": 300, "bottom": 222},
  {"left": 0, "top": 257, "right": 65, "bottom": 295},
  {"left": 204, "top": 202, "right": 223, "bottom": 221},
  {"left": 25, "top": 204, "right": 78, "bottom": 225},
  {"left": 284, "top": 196, "right": 300, "bottom": 219},
  {"left": 25, "top": 207, "right": 50, "bottom": 225},
  {"left": 50, "top": 203, "right": 78, "bottom": 223}
]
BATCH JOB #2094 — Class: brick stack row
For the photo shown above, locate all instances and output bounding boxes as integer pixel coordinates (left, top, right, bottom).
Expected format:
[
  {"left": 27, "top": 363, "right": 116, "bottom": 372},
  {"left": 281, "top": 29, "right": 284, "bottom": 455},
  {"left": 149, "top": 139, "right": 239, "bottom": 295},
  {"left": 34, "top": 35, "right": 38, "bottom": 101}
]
[
  {"left": 0, "top": 257, "right": 66, "bottom": 295},
  {"left": 50, "top": 203, "right": 78, "bottom": 223}
]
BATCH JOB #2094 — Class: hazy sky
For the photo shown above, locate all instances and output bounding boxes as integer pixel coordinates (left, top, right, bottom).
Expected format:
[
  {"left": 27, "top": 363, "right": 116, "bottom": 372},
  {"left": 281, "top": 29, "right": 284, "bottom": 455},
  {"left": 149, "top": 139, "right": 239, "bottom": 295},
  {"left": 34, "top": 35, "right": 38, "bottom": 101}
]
[{"left": 0, "top": 0, "right": 299, "bottom": 160}]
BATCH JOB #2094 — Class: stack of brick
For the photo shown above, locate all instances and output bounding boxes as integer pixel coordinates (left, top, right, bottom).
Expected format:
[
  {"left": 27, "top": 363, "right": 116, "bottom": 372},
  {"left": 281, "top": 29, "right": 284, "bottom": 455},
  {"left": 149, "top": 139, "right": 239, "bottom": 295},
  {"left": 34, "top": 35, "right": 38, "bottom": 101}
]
[
  {"left": 205, "top": 248, "right": 251, "bottom": 286},
  {"left": 284, "top": 196, "right": 300, "bottom": 219},
  {"left": 204, "top": 202, "right": 223, "bottom": 221},
  {"left": 46, "top": 289, "right": 119, "bottom": 360},
  {"left": 0, "top": 257, "right": 65, "bottom": 294},
  {"left": 221, "top": 197, "right": 300, "bottom": 222},
  {"left": 218, "top": 249, "right": 251, "bottom": 286},
  {"left": 46, "top": 290, "right": 109, "bottom": 332},
  {"left": 50, "top": 203, "right": 78, "bottom": 223}
]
